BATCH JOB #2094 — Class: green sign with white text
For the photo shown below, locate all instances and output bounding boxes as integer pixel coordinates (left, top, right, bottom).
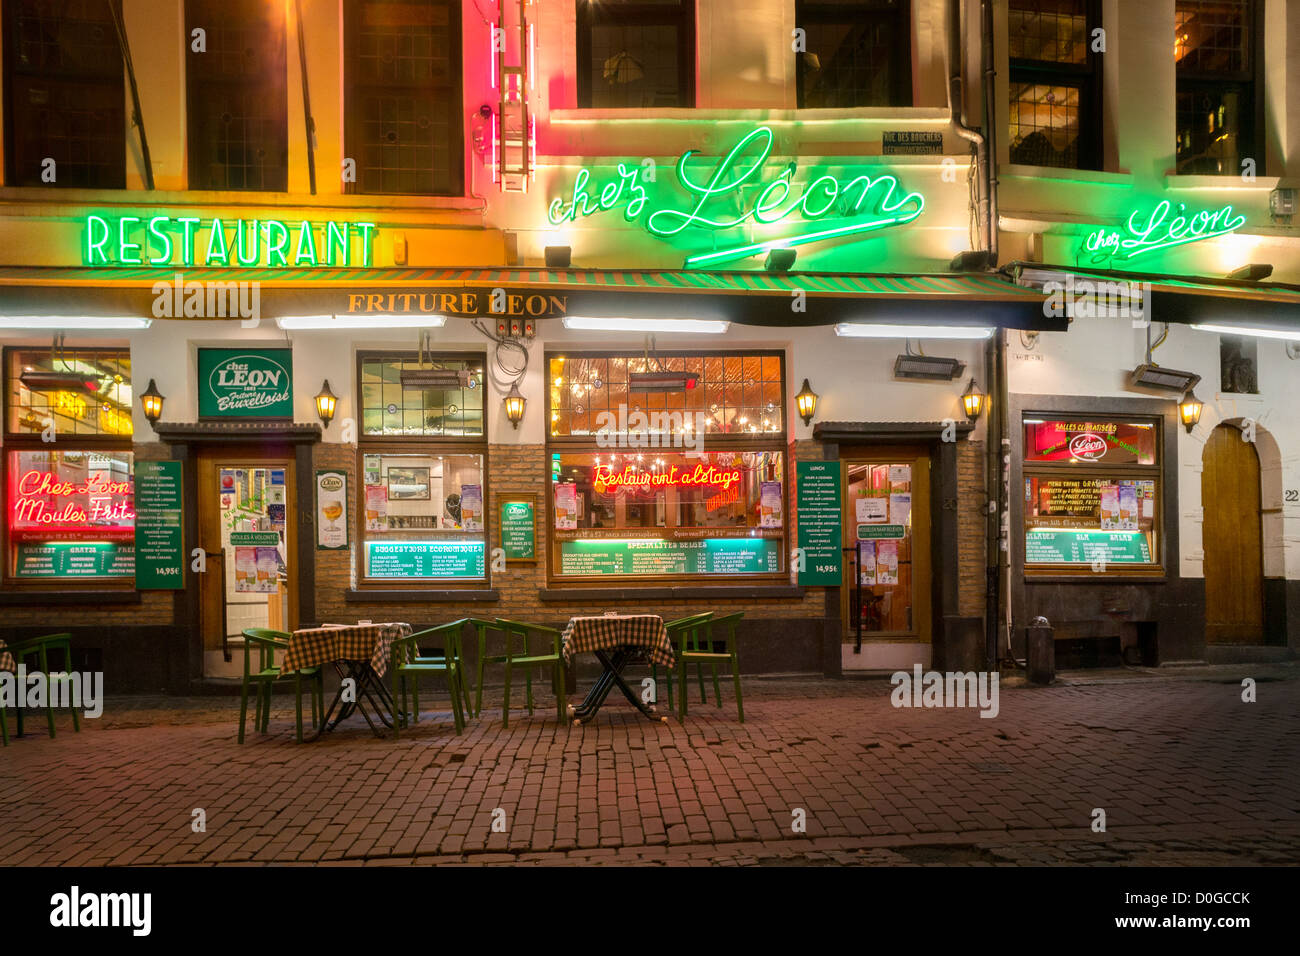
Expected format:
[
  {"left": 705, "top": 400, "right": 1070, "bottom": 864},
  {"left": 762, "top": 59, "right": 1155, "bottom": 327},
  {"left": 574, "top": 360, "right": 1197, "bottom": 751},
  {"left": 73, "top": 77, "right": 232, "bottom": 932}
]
[
  {"left": 198, "top": 348, "right": 293, "bottom": 419},
  {"left": 365, "top": 541, "right": 485, "bottom": 579},
  {"left": 135, "top": 460, "right": 185, "bottom": 589},
  {"left": 559, "top": 538, "right": 780, "bottom": 575},
  {"left": 796, "top": 461, "right": 842, "bottom": 585},
  {"left": 1025, "top": 529, "right": 1152, "bottom": 564},
  {"left": 15, "top": 542, "right": 134, "bottom": 578},
  {"left": 500, "top": 500, "right": 536, "bottom": 561}
]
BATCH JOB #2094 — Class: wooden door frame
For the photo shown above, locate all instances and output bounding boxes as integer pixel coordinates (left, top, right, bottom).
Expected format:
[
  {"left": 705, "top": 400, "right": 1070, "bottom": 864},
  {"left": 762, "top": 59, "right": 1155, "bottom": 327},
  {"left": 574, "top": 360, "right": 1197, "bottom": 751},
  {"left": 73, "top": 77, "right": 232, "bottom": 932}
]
[{"left": 1202, "top": 422, "right": 1265, "bottom": 643}]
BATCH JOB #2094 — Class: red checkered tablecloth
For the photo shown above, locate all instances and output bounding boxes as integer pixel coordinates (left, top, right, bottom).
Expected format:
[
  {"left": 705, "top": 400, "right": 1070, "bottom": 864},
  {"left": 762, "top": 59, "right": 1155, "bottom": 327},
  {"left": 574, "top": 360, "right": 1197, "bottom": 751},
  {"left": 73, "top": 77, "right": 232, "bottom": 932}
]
[
  {"left": 0, "top": 640, "right": 14, "bottom": 673},
  {"left": 561, "top": 615, "right": 674, "bottom": 668},
  {"left": 282, "top": 623, "right": 411, "bottom": 679}
]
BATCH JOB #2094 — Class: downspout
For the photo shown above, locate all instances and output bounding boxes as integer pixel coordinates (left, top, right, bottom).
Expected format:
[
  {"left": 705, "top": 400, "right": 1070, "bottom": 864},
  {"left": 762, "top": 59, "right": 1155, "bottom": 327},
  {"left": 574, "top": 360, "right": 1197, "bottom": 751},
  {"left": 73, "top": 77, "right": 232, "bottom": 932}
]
[
  {"left": 946, "top": 0, "right": 989, "bottom": 254},
  {"left": 293, "top": 0, "right": 318, "bottom": 195},
  {"left": 109, "top": 0, "right": 154, "bottom": 191}
]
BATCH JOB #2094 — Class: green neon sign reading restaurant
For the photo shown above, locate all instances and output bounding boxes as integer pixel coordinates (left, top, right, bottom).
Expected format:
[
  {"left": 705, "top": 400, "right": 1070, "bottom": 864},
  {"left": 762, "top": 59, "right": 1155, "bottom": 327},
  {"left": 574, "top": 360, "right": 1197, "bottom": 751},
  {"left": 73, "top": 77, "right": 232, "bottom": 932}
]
[
  {"left": 547, "top": 125, "right": 926, "bottom": 268},
  {"left": 83, "top": 215, "right": 377, "bottom": 268}
]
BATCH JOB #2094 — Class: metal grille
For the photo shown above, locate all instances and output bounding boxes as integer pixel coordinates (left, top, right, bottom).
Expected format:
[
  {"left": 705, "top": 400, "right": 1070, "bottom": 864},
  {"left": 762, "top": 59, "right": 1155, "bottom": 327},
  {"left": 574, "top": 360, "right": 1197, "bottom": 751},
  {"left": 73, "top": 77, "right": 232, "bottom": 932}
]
[
  {"left": 185, "top": 0, "right": 287, "bottom": 191},
  {"left": 3, "top": 0, "right": 124, "bottom": 187},
  {"left": 1008, "top": 0, "right": 1089, "bottom": 64},
  {"left": 579, "top": 1, "right": 692, "bottom": 109},
  {"left": 348, "top": 0, "right": 458, "bottom": 195},
  {"left": 1175, "top": 0, "right": 1249, "bottom": 74},
  {"left": 1009, "top": 82, "right": 1081, "bottom": 168}
]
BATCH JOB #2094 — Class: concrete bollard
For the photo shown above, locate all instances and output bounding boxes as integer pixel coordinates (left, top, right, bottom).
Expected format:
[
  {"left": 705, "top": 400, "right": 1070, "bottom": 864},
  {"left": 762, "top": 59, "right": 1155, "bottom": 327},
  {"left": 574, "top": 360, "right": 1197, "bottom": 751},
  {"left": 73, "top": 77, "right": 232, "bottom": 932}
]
[{"left": 1026, "top": 616, "right": 1054, "bottom": 685}]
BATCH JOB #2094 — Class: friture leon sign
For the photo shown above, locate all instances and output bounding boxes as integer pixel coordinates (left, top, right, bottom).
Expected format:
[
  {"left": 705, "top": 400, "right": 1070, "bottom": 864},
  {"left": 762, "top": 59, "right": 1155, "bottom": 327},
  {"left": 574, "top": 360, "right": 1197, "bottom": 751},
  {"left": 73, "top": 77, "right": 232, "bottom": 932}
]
[{"left": 546, "top": 126, "right": 926, "bottom": 268}]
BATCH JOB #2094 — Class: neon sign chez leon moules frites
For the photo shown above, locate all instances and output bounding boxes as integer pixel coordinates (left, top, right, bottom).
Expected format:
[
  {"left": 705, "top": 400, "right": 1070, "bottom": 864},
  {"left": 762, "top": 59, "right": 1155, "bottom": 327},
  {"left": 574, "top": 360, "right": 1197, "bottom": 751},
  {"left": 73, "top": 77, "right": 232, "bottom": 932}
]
[
  {"left": 547, "top": 126, "right": 926, "bottom": 268},
  {"left": 83, "top": 216, "right": 377, "bottom": 268},
  {"left": 1082, "top": 200, "right": 1245, "bottom": 262}
]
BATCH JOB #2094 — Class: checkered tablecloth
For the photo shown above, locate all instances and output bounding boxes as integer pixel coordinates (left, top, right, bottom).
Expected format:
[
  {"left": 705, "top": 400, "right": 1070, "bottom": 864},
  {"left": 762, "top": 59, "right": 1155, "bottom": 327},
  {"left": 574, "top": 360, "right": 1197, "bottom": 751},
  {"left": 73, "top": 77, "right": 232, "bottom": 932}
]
[
  {"left": 282, "top": 623, "right": 412, "bottom": 679},
  {"left": 0, "top": 640, "right": 14, "bottom": 674},
  {"left": 561, "top": 615, "right": 674, "bottom": 668}
]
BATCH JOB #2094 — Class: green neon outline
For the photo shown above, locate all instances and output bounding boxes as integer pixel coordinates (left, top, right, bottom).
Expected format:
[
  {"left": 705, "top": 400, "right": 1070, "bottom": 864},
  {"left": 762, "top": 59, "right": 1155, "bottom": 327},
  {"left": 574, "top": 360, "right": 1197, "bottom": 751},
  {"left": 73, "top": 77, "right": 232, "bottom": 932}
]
[
  {"left": 1083, "top": 200, "right": 1247, "bottom": 261},
  {"left": 684, "top": 207, "right": 924, "bottom": 268}
]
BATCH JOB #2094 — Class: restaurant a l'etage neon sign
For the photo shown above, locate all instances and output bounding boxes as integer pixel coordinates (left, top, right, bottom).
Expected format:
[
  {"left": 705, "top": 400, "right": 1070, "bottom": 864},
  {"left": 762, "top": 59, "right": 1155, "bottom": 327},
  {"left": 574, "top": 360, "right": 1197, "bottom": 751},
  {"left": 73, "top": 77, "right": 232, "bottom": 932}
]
[
  {"left": 1082, "top": 200, "right": 1245, "bottom": 262},
  {"left": 547, "top": 126, "right": 926, "bottom": 268}
]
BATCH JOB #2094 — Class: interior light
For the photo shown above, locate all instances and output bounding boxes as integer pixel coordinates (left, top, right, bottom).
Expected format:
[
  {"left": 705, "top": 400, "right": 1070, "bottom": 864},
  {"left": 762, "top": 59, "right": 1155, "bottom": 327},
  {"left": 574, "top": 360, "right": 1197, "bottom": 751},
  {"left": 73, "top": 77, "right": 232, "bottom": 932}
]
[
  {"left": 836, "top": 323, "right": 994, "bottom": 339},
  {"left": 275, "top": 314, "right": 447, "bottom": 329},
  {"left": 563, "top": 317, "right": 730, "bottom": 334},
  {"left": 1190, "top": 323, "right": 1300, "bottom": 341},
  {"left": 0, "top": 316, "right": 152, "bottom": 330}
]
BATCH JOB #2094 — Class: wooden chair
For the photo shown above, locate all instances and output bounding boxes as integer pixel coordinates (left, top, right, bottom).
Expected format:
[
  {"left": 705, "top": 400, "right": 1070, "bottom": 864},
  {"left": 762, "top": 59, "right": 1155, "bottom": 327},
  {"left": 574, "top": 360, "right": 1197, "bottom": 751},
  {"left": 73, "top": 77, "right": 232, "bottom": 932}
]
[
  {"left": 494, "top": 618, "right": 566, "bottom": 727},
  {"left": 238, "top": 628, "right": 323, "bottom": 744},
  {"left": 675, "top": 612, "right": 745, "bottom": 721},
  {"left": 4, "top": 633, "right": 82, "bottom": 740},
  {"left": 390, "top": 622, "right": 466, "bottom": 739},
  {"left": 655, "top": 613, "right": 713, "bottom": 712}
]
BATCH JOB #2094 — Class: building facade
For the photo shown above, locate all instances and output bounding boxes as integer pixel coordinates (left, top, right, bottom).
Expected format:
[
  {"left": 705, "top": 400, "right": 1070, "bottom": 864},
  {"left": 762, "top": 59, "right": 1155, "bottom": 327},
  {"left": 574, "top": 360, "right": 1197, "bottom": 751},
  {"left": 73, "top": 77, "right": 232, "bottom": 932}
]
[{"left": 0, "top": 0, "right": 1296, "bottom": 693}]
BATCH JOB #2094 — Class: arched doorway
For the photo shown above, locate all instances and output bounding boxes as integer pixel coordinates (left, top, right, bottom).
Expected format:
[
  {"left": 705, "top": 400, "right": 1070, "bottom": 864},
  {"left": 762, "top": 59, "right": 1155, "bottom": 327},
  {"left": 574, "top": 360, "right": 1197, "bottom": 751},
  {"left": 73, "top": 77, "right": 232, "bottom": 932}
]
[{"left": 1201, "top": 424, "right": 1264, "bottom": 643}]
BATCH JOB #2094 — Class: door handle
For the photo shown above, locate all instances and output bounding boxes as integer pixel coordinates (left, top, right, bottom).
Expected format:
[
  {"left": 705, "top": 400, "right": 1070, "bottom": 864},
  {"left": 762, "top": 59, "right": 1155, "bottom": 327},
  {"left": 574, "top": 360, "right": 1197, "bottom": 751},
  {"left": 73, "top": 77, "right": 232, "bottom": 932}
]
[{"left": 204, "top": 550, "right": 224, "bottom": 559}]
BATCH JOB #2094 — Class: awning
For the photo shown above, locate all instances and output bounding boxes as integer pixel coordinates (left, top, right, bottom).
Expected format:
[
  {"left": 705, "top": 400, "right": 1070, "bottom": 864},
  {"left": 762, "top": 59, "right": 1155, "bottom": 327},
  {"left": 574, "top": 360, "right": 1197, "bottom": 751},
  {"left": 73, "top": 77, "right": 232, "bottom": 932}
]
[
  {"left": 0, "top": 265, "right": 1062, "bottom": 331},
  {"left": 1008, "top": 262, "right": 1300, "bottom": 334}
]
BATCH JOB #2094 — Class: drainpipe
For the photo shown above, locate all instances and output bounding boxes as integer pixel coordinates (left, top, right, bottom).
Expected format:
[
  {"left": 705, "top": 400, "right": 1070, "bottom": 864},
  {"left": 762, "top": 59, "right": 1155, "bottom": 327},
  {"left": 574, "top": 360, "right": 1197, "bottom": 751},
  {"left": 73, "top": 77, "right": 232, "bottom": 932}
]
[
  {"left": 980, "top": 0, "right": 1000, "bottom": 267},
  {"left": 947, "top": 0, "right": 990, "bottom": 255},
  {"left": 109, "top": 0, "right": 154, "bottom": 191}
]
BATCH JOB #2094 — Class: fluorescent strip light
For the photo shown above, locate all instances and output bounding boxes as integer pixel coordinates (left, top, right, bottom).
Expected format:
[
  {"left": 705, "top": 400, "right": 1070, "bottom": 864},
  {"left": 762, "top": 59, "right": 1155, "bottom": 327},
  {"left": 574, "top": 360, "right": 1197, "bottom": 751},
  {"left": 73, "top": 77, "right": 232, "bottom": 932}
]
[
  {"left": 275, "top": 314, "right": 448, "bottom": 330},
  {"left": 835, "top": 323, "right": 994, "bottom": 339},
  {"left": 563, "top": 317, "right": 730, "bottom": 334},
  {"left": 1190, "top": 323, "right": 1300, "bottom": 341},
  {"left": 0, "top": 316, "right": 152, "bottom": 330}
]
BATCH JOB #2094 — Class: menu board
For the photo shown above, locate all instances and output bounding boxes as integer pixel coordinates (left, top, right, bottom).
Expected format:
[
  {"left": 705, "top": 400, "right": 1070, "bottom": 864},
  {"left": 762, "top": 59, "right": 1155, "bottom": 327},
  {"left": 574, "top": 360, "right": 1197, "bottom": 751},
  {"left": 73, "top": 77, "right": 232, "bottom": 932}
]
[
  {"left": 135, "top": 460, "right": 185, "bottom": 589},
  {"left": 365, "top": 541, "right": 485, "bottom": 578},
  {"left": 559, "top": 538, "right": 781, "bottom": 575},
  {"left": 499, "top": 498, "right": 536, "bottom": 561},
  {"left": 1025, "top": 529, "right": 1152, "bottom": 564},
  {"left": 796, "top": 461, "right": 842, "bottom": 585},
  {"left": 14, "top": 542, "right": 134, "bottom": 577}
]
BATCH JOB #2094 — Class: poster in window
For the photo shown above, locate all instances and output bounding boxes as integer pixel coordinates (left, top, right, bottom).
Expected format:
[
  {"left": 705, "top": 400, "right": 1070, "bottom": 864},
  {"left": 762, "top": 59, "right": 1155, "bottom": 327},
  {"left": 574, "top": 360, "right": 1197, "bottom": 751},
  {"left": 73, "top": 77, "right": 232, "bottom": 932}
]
[
  {"left": 1140, "top": 480, "right": 1155, "bottom": 518},
  {"left": 876, "top": 539, "right": 899, "bottom": 585},
  {"left": 1118, "top": 482, "right": 1139, "bottom": 531},
  {"left": 859, "top": 539, "right": 877, "bottom": 586},
  {"left": 316, "top": 470, "right": 348, "bottom": 549},
  {"left": 460, "top": 484, "right": 483, "bottom": 532},
  {"left": 387, "top": 466, "right": 430, "bottom": 500},
  {"left": 888, "top": 464, "right": 911, "bottom": 484},
  {"left": 1099, "top": 483, "right": 1120, "bottom": 530},
  {"left": 235, "top": 546, "right": 257, "bottom": 592},
  {"left": 255, "top": 547, "right": 280, "bottom": 593},
  {"left": 365, "top": 484, "right": 388, "bottom": 530},
  {"left": 889, "top": 493, "right": 912, "bottom": 527},
  {"left": 856, "top": 496, "right": 888, "bottom": 524},
  {"left": 759, "top": 481, "right": 783, "bottom": 528},
  {"left": 555, "top": 482, "right": 578, "bottom": 529}
]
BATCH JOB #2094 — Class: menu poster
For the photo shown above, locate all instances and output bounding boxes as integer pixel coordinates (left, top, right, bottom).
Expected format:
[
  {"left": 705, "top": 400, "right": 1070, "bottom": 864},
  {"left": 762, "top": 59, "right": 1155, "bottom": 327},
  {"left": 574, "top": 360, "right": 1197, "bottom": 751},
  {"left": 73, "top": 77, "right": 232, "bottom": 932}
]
[
  {"left": 316, "top": 470, "right": 348, "bottom": 549},
  {"left": 364, "top": 456, "right": 382, "bottom": 486},
  {"left": 555, "top": 482, "right": 578, "bottom": 529},
  {"left": 365, "top": 484, "right": 388, "bottom": 530},
  {"left": 856, "top": 496, "right": 888, "bottom": 524},
  {"left": 1140, "top": 480, "right": 1155, "bottom": 518},
  {"left": 858, "top": 540, "right": 877, "bottom": 586},
  {"left": 889, "top": 493, "right": 912, "bottom": 527},
  {"left": 876, "top": 539, "right": 899, "bottom": 585},
  {"left": 234, "top": 547, "right": 257, "bottom": 592},
  {"left": 460, "top": 484, "right": 483, "bottom": 532},
  {"left": 888, "top": 464, "right": 911, "bottom": 484},
  {"left": 254, "top": 546, "right": 280, "bottom": 593},
  {"left": 759, "top": 481, "right": 783, "bottom": 528},
  {"left": 1100, "top": 484, "right": 1120, "bottom": 530},
  {"left": 1118, "top": 482, "right": 1139, "bottom": 531}
]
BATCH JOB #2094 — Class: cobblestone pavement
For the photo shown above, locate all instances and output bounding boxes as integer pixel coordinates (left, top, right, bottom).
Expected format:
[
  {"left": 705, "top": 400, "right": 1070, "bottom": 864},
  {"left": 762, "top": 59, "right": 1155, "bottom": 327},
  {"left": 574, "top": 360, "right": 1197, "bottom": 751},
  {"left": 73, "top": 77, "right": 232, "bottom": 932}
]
[{"left": 2, "top": 668, "right": 1298, "bottom": 866}]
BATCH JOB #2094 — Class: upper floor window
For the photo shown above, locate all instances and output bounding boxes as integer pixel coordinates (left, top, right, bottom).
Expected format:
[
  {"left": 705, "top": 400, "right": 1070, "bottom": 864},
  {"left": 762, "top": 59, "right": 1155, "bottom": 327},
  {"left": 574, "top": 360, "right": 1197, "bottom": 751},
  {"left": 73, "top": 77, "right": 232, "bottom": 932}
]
[
  {"left": 345, "top": 0, "right": 463, "bottom": 195},
  {"left": 576, "top": 0, "right": 694, "bottom": 108},
  {"left": 1007, "top": 0, "right": 1101, "bottom": 170},
  {"left": 795, "top": 0, "right": 911, "bottom": 108},
  {"left": 185, "top": 0, "right": 288, "bottom": 191},
  {"left": 1175, "top": 0, "right": 1260, "bottom": 176},
  {"left": 2, "top": 0, "right": 125, "bottom": 188}
]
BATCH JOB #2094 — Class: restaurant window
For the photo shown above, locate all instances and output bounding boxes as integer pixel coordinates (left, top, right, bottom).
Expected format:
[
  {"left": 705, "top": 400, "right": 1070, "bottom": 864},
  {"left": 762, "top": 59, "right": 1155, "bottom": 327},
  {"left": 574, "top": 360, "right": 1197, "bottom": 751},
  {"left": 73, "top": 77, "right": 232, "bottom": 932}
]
[
  {"left": 2, "top": 0, "right": 126, "bottom": 188},
  {"left": 1175, "top": 0, "right": 1260, "bottom": 176},
  {"left": 576, "top": 0, "right": 695, "bottom": 109},
  {"left": 1023, "top": 416, "right": 1161, "bottom": 572},
  {"left": 3, "top": 347, "right": 134, "bottom": 584},
  {"left": 548, "top": 351, "right": 787, "bottom": 580},
  {"left": 1007, "top": 0, "right": 1101, "bottom": 170},
  {"left": 795, "top": 0, "right": 911, "bottom": 108},
  {"left": 344, "top": 0, "right": 463, "bottom": 196},
  {"left": 185, "top": 0, "right": 288, "bottom": 191},
  {"left": 357, "top": 353, "right": 487, "bottom": 585}
]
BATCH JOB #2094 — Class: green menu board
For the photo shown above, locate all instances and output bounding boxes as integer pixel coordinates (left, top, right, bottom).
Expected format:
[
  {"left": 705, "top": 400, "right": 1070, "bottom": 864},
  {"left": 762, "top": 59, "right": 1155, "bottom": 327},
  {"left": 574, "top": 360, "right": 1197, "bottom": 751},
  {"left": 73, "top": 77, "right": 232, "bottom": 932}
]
[
  {"left": 1025, "top": 529, "right": 1152, "bottom": 564},
  {"left": 559, "top": 538, "right": 781, "bottom": 575},
  {"left": 500, "top": 499, "right": 536, "bottom": 561},
  {"left": 15, "top": 542, "right": 134, "bottom": 578},
  {"left": 365, "top": 541, "right": 485, "bottom": 578},
  {"left": 796, "top": 461, "right": 842, "bottom": 585},
  {"left": 135, "top": 460, "right": 185, "bottom": 589}
]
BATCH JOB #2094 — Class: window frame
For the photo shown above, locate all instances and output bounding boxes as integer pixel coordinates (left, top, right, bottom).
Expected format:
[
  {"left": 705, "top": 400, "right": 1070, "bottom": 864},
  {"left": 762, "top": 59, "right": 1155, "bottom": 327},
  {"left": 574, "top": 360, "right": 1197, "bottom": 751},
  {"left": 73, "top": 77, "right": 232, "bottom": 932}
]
[
  {"left": 2, "top": 345, "right": 136, "bottom": 591},
  {"left": 1021, "top": 412, "right": 1165, "bottom": 577},
  {"left": 1006, "top": 0, "right": 1103, "bottom": 171},
  {"left": 794, "top": 0, "right": 913, "bottom": 109},
  {"left": 1174, "top": 0, "right": 1264, "bottom": 177},
  {"left": 575, "top": 0, "right": 696, "bottom": 109},
  {"left": 544, "top": 348, "right": 790, "bottom": 587},
  {"left": 343, "top": 0, "right": 465, "bottom": 197},
  {"left": 353, "top": 350, "right": 489, "bottom": 590}
]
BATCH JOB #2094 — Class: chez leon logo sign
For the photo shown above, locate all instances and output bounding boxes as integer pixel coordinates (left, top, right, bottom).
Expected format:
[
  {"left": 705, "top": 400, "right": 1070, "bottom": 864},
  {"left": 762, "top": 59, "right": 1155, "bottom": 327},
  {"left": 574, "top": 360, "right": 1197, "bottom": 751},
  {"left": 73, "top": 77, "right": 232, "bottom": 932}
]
[
  {"left": 1067, "top": 433, "right": 1108, "bottom": 460},
  {"left": 547, "top": 125, "right": 926, "bottom": 268},
  {"left": 197, "top": 348, "right": 293, "bottom": 419},
  {"left": 1082, "top": 200, "right": 1246, "bottom": 263}
]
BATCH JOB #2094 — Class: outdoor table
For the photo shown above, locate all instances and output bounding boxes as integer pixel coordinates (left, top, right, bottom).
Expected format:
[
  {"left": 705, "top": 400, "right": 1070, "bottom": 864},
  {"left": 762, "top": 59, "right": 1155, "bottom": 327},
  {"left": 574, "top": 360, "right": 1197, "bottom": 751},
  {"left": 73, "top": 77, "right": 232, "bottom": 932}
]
[
  {"left": 283, "top": 622, "right": 411, "bottom": 739},
  {"left": 561, "top": 614, "right": 675, "bottom": 724}
]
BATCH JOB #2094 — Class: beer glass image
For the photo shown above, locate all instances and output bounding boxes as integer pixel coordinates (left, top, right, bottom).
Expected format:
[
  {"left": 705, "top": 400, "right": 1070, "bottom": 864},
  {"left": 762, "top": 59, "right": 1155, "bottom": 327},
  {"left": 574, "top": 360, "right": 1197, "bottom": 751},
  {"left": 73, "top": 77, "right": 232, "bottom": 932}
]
[{"left": 322, "top": 501, "right": 343, "bottom": 530}]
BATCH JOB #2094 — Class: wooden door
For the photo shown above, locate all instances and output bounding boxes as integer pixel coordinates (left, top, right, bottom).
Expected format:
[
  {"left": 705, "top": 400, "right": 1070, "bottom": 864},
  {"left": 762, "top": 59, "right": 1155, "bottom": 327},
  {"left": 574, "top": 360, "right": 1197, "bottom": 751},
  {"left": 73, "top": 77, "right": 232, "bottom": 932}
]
[{"left": 1202, "top": 424, "right": 1263, "bottom": 643}]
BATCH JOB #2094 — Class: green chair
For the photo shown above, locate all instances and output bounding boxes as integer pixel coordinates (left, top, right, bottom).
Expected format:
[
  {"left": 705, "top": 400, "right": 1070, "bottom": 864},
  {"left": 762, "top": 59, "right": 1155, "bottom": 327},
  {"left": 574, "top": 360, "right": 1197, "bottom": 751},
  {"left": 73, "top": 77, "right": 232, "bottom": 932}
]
[
  {"left": 468, "top": 617, "right": 508, "bottom": 719},
  {"left": 493, "top": 618, "right": 566, "bottom": 728},
  {"left": 238, "top": 628, "right": 324, "bottom": 744},
  {"left": 390, "top": 621, "right": 466, "bottom": 739},
  {"left": 654, "top": 613, "right": 714, "bottom": 712},
  {"left": 414, "top": 618, "right": 475, "bottom": 719},
  {"left": 676, "top": 612, "right": 745, "bottom": 721},
  {"left": 4, "top": 633, "right": 82, "bottom": 740}
]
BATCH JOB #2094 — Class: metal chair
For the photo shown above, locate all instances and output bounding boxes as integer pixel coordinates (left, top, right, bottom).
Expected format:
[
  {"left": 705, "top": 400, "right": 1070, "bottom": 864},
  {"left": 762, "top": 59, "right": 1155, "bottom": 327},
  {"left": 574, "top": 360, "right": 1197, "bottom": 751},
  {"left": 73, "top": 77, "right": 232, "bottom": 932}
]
[
  {"left": 390, "top": 621, "right": 467, "bottom": 739},
  {"left": 238, "top": 628, "right": 323, "bottom": 744}
]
